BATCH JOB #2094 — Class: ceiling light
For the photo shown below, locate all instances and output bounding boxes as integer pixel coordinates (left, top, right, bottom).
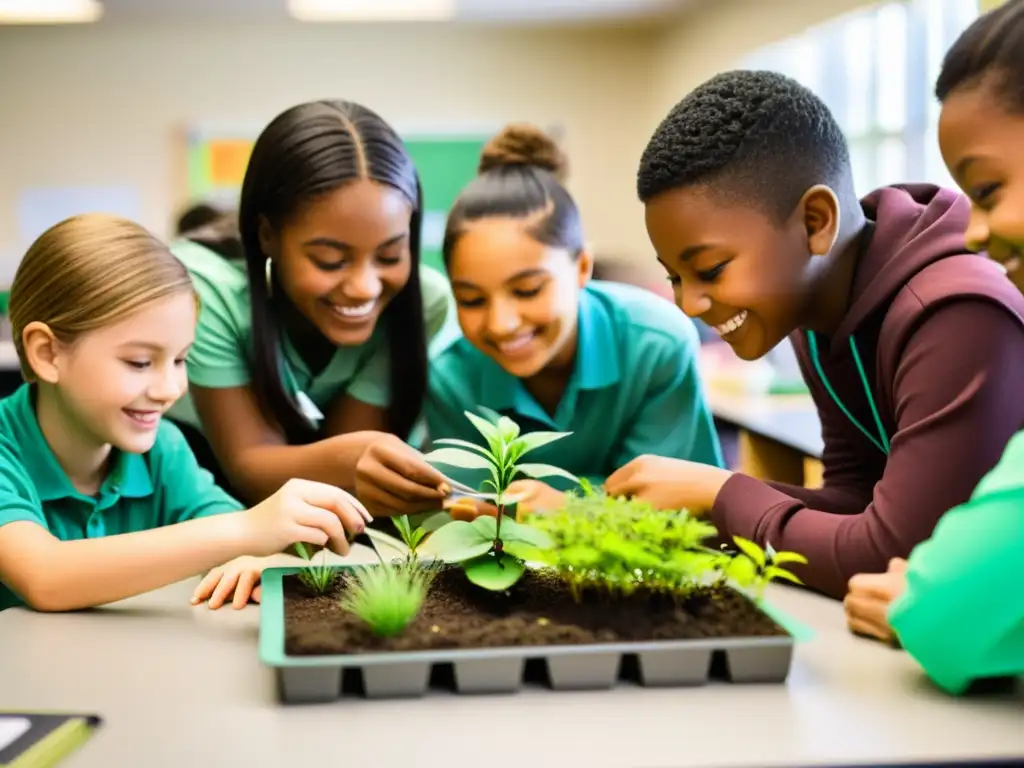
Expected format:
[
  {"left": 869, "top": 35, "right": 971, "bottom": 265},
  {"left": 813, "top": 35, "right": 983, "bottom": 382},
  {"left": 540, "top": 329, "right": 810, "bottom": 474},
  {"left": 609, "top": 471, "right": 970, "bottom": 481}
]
[
  {"left": 0, "top": 0, "right": 103, "bottom": 23},
  {"left": 287, "top": 0, "right": 455, "bottom": 22}
]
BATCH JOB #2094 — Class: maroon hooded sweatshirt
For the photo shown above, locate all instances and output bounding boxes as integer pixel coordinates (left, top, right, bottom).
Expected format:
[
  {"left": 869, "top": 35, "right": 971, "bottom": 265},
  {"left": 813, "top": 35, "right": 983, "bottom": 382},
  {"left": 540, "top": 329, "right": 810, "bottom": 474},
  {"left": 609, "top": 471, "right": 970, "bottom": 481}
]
[{"left": 711, "top": 184, "right": 1024, "bottom": 599}]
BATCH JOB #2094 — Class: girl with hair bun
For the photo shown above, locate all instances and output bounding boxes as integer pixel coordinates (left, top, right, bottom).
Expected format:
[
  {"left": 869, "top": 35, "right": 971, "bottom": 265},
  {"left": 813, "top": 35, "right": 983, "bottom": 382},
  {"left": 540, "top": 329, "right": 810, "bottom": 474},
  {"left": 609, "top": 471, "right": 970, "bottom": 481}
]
[{"left": 427, "top": 124, "right": 724, "bottom": 512}]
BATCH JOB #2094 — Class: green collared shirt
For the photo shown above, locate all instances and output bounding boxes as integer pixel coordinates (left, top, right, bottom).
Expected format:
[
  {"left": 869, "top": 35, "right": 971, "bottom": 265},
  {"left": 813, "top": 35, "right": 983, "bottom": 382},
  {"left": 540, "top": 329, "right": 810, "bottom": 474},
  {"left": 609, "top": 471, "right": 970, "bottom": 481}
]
[
  {"left": 0, "top": 385, "right": 242, "bottom": 611},
  {"left": 426, "top": 280, "right": 724, "bottom": 490},
  {"left": 167, "top": 240, "right": 455, "bottom": 432}
]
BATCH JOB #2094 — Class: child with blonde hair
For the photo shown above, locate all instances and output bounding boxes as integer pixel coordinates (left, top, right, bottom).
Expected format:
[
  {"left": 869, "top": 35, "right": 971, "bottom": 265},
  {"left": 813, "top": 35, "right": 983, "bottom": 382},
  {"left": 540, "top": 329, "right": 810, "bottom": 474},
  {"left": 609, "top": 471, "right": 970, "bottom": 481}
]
[{"left": 0, "top": 214, "right": 370, "bottom": 612}]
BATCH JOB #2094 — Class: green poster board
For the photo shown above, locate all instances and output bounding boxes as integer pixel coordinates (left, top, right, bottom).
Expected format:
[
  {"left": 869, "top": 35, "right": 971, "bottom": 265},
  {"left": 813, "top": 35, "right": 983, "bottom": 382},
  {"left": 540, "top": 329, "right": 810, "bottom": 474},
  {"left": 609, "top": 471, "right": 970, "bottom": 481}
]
[{"left": 404, "top": 137, "right": 487, "bottom": 274}]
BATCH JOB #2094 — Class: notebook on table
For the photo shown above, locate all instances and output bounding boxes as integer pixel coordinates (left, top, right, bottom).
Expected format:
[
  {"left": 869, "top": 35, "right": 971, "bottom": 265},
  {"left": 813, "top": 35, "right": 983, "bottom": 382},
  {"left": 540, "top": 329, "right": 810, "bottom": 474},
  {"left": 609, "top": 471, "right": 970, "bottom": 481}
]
[{"left": 0, "top": 713, "right": 102, "bottom": 768}]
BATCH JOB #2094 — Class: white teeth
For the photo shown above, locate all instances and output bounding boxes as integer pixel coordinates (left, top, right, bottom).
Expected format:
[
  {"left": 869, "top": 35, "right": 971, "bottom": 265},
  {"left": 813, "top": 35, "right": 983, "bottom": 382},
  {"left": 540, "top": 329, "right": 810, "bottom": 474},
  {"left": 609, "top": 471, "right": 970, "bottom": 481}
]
[
  {"left": 334, "top": 300, "right": 375, "bottom": 318},
  {"left": 713, "top": 311, "right": 748, "bottom": 337},
  {"left": 497, "top": 333, "right": 534, "bottom": 354}
]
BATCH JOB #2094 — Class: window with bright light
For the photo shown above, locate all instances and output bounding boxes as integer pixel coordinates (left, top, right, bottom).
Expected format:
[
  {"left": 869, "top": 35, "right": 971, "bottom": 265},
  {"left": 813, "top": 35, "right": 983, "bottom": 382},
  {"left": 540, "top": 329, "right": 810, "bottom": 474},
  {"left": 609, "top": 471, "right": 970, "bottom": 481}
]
[{"left": 742, "top": 0, "right": 979, "bottom": 195}]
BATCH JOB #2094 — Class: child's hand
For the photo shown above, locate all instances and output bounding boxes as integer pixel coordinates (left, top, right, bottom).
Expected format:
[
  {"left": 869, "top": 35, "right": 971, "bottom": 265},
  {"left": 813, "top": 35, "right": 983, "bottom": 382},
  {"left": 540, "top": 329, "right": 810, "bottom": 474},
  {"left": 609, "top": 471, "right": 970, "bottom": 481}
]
[
  {"left": 192, "top": 556, "right": 267, "bottom": 610},
  {"left": 241, "top": 479, "right": 372, "bottom": 557},
  {"left": 844, "top": 558, "right": 909, "bottom": 642},
  {"left": 605, "top": 456, "right": 732, "bottom": 513},
  {"left": 355, "top": 435, "right": 450, "bottom": 517}
]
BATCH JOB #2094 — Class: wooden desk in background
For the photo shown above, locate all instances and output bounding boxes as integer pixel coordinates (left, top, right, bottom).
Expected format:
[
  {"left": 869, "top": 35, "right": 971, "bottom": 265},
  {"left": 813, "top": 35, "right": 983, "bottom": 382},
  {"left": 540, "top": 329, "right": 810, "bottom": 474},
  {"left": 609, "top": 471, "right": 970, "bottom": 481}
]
[{"left": 708, "top": 388, "right": 825, "bottom": 489}]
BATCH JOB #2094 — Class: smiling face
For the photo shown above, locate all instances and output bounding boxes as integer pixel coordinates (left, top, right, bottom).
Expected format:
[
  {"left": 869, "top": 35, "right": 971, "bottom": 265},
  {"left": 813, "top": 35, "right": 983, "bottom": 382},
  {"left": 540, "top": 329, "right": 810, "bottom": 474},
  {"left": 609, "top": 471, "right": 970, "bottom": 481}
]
[
  {"left": 40, "top": 291, "right": 197, "bottom": 455},
  {"left": 260, "top": 178, "right": 413, "bottom": 347},
  {"left": 939, "top": 80, "right": 1024, "bottom": 293},
  {"left": 448, "top": 218, "right": 591, "bottom": 378},
  {"left": 644, "top": 186, "right": 823, "bottom": 360}
]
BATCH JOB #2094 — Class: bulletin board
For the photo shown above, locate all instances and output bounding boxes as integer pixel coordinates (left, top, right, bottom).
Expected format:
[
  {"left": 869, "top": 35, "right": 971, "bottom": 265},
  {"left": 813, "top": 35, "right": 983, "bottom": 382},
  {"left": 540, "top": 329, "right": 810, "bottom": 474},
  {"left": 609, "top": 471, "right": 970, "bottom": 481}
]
[{"left": 183, "top": 127, "right": 256, "bottom": 209}]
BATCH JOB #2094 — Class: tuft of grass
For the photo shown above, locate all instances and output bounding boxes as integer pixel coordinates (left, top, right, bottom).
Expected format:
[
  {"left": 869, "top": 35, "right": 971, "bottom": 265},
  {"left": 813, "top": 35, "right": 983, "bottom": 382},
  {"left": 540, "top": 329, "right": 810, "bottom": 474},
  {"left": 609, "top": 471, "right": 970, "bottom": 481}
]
[
  {"left": 296, "top": 546, "right": 338, "bottom": 595},
  {"left": 339, "top": 561, "right": 436, "bottom": 637}
]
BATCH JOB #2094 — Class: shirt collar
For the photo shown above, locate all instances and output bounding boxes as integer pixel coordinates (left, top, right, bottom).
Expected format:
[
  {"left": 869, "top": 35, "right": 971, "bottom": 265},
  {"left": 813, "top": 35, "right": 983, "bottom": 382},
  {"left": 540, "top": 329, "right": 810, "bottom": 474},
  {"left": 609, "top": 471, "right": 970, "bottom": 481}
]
[
  {"left": 11, "top": 385, "right": 153, "bottom": 502},
  {"left": 475, "top": 284, "right": 622, "bottom": 421}
]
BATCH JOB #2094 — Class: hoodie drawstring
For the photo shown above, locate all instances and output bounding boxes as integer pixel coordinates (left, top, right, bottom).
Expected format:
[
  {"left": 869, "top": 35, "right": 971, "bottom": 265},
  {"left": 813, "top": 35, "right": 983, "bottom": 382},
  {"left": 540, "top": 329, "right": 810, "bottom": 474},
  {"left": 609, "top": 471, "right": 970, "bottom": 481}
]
[{"left": 806, "top": 331, "right": 891, "bottom": 455}]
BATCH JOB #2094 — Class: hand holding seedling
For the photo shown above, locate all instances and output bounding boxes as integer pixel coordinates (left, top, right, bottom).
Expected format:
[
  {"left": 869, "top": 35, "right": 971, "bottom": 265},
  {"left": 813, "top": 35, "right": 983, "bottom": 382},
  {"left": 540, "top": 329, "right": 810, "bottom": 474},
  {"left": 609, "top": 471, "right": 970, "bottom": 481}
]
[
  {"left": 844, "top": 558, "right": 908, "bottom": 643},
  {"left": 241, "top": 478, "right": 372, "bottom": 557},
  {"left": 355, "top": 434, "right": 451, "bottom": 517},
  {"left": 605, "top": 455, "right": 733, "bottom": 514},
  {"left": 192, "top": 555, "right": 267, "bottom": 610}
]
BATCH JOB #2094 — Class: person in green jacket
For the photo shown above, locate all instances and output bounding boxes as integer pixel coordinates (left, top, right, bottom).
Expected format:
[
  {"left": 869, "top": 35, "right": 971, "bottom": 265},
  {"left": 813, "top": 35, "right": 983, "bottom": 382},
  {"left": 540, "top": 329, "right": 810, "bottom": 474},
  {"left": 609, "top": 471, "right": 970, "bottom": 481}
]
[{"left": 843, "top": 0, "right": 1024, "bottom": 695}]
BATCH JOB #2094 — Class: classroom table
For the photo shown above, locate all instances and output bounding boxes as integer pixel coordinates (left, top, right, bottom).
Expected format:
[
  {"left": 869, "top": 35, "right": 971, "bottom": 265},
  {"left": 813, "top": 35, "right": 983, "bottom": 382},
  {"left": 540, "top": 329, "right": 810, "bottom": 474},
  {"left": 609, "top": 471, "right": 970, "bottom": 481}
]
[
  {"left": 707, "top": 388, "right": 826, "bottom": 489},
  {"left": 2, "top": 547, "right": 1022, "bottom": 768}
]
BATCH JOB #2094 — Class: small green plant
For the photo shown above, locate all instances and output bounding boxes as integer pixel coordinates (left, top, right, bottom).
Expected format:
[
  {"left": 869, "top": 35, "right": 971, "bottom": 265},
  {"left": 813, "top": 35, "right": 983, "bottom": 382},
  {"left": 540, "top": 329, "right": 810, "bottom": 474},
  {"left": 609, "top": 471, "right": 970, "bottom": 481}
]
[
  {"left": 295, "top": 545, "right": 337, "bottom": 595},
  {"left": 364, "top": 512, "right": 452, "bottom": 563},
  {"left": 339, "top": 561, "right": 436, "bottom": 637},
  {"left": 524, "top": 482, "right": 809, "bottom": 603},
  {"left": 719, "top": 537, "right": 807, "bottom": 600},
  {"left": 524, "top": 482, "right": 722, "bottom": 600},
  {"left": 419, "top": 409, "right": 576, "bottom": 590}
]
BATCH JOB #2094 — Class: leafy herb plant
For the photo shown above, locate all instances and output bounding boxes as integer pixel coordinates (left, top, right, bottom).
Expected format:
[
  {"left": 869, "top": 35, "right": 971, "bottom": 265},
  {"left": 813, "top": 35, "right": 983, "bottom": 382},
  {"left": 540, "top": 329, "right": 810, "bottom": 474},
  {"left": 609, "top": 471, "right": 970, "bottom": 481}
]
[
  {"left": 339, "top": 561, "right": 436, "bottom": 637},
  {"left": 419, "top": 409, "right": 576, "bottom": 591},
  {"left": 524, "top": 482, "right": 808, "bottom": 603},
  {"left": 719, "top": 537, "right": 807, "bottom": 601},
  {"left": 364, "top": 512, "right": 452, "bottom": 563},
  {"left": 523, "top": 481, "right": 722, "bottom": 599}
]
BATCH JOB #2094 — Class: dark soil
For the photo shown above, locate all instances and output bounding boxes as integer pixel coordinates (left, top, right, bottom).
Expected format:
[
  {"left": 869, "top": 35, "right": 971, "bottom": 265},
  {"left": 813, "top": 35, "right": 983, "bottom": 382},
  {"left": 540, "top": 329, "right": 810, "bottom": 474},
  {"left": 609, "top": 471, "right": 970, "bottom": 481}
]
[{"left": 283, "top": 566, "right": 787, "bottom": 657}]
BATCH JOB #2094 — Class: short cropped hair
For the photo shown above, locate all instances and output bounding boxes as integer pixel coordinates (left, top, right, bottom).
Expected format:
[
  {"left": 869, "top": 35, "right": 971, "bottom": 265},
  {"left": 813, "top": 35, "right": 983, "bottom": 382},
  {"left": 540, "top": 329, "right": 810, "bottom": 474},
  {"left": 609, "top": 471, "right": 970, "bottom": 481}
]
[{"left": 637, "top": 70, "right": 852, "bottom": 220}]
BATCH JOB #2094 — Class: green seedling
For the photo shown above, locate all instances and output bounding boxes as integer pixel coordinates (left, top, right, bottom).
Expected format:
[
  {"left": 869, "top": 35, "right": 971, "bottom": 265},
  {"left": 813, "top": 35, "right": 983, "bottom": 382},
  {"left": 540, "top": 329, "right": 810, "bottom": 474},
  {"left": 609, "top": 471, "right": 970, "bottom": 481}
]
[
  {"left": 295, "top": 545, "right": 337, "bottom": 595},
  {"left": 720, "top": 537, "right": 808, "bottom": 601},
  {"left": 339, "top": 560, "right": 436, "bottom": 637},
  {"left": 524, "top": 483, "right": 722, "bottom": 600},
  {"left": 419, "top": 409, "right": 575, "bottom": 590},
  {"left": 364, "top": 512, "right": 452, "bottom": 563}
]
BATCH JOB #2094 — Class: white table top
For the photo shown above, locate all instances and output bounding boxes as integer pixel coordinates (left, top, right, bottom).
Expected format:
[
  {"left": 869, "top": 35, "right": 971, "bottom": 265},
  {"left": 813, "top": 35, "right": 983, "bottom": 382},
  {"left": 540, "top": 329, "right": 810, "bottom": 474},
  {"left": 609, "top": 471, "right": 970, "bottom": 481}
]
[
  {"left": 1, "top": 547, "right": 1021, "bottom": 768},
  {"left": 708, "top": 388, "right": 825, "bottom": 459}
]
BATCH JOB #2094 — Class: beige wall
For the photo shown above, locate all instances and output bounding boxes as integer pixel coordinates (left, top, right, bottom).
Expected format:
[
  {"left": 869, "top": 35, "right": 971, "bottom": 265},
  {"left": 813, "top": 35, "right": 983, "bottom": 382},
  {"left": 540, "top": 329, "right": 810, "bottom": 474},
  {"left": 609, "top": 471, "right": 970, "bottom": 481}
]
[{"left": 0, "top": 1, "right": 883, "bottom": 284}]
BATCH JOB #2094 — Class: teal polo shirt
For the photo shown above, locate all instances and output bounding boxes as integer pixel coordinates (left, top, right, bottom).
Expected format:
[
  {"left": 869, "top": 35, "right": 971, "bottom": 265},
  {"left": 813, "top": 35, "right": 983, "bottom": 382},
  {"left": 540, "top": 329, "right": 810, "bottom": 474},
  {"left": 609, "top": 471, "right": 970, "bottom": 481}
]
[
  {"left": 167, "top": 239, "right": 455, "bottom": 434},
  {"left": 0, "top": 385, "right": 242, "bottom": 611},
  {"left": 426, "top": 280, "right": 724, "bottom": 491}
]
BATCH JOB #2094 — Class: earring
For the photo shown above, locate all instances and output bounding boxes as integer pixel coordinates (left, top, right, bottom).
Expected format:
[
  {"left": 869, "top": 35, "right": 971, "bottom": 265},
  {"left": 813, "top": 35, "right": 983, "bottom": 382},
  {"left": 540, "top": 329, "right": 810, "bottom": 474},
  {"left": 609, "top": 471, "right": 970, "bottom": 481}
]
[{"left": 265, "top": 258, "right": 273, "bottom": 297}]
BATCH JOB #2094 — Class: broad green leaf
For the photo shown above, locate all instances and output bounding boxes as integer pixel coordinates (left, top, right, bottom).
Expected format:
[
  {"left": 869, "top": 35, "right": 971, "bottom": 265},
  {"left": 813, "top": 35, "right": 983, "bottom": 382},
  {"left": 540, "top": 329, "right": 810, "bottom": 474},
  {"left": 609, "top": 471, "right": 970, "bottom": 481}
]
[
  {"left": 510, "top": 430, "right": 572, "bottom": 458},
  {"left": 475, "top": 406, "right": 504, "bottom": 425},
  {"left": 471, "top": 515, "right": 498, "bottom": 539},
  {"left": 423, "top": 447, "right": 496, "bottom": 471},
  {"left": 465, "top": 410, "right": 501, "bottom": 442},
  {"left": 725, "top": 555, "right": 758, "bottom": 586},
  {"left": 419, "top": 511, "right": 453, "bottom": 533},
  {"left": 516, "top": 463, "right": 581, "bottom": 484},
  {"left": 732, "top": 536, "right": 766, "bottom": 569},
  {"left": 499, "top": 518, "right": 554, "bottom": 549},
  {"left": 431, "top": 438, "right": 494, "bottom": 459},
  {"left": 409, "top": 529, "right": 426, "bottom": 550},
  {"left": 418, "top": 520, "right": 493, "bottom": 563},
  {"left": 502, "top": 540, "right": 545, "bottom": 562},
  {"left": 464, "top": 554, "right": 526, "bottom": 590},
  {"left": 497, "top": 416, "right": 521, "bottom": 442},
  {"left": 765, "top": 566, "right": 804, "bottom": 585},
  {"left": 769, "top": 551, "right": 809, "bottom": 566},
  {"left": 393, "top": 515, "right": 412, "bottom": 542},
  {"left": 364, "top": 528, "right": 409, "bottom": 559}
]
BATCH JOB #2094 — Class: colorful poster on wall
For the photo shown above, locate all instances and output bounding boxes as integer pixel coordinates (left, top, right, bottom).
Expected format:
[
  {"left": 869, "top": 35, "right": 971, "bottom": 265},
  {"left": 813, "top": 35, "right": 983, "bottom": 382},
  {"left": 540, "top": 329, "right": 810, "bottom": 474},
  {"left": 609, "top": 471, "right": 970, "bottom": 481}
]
[{"left": 184, "top": 128, "right": 256, "bottom": 207}]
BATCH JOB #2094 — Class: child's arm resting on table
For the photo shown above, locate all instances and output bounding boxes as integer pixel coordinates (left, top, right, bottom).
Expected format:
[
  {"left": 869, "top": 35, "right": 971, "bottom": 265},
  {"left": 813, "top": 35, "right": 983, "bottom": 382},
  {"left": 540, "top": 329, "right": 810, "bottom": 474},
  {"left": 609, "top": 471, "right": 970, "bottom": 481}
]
[{"left": 0, "top": 479, "right": 370, "bottom": 612}]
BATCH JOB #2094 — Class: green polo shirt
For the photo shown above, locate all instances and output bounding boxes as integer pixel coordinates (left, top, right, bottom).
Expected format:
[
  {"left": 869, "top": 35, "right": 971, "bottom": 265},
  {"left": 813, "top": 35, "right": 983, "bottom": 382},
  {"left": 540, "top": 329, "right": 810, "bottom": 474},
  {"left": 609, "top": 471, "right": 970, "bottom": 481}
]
[
  {"left": 426, "top": 280, "right": 724, "bottom": 491},
  {"left": 0, "top": 385, "right": 242, "bottom": 611},
  {"left": 167, "top": 239, "right": 454, "bottom": 433}
]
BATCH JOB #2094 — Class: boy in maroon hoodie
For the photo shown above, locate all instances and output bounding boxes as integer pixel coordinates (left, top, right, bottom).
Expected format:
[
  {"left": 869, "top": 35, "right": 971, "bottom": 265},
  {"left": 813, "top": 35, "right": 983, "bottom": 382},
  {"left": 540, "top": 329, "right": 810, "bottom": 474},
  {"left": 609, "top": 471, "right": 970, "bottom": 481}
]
[{"left": 606, "top": 70, "right": 1024, "bottom": 599}]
